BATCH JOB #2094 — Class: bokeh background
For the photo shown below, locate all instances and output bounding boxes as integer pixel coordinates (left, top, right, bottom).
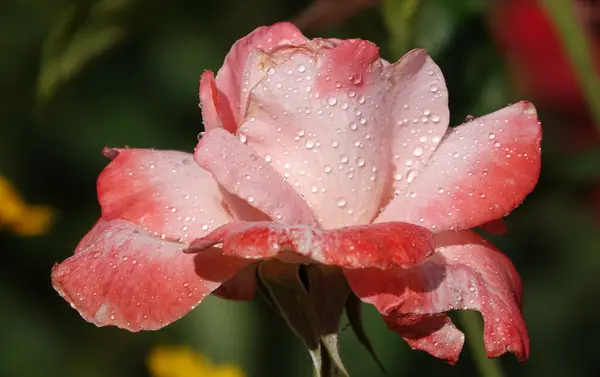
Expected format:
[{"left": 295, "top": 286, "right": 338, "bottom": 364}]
[{"left": 2, "top": 0, "right": 600, "bottom": 376}]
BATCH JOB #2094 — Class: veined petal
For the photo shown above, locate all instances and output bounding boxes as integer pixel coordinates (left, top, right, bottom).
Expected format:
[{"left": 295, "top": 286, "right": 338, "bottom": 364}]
[
  {"left": 238, "top": 39, "right": 394, "bottom": 228},
  {"left": 194, "top": 128, "right": 318, "bottom": 226},
  {"left": 187, "top": 221, "right": 435, "bottom": 269},
  {"left": 51, "top": 219, "right": 249, "bottom": 331},
  {"left": 345, "top": 230, "right": 528, "bottom": 363},
  {"left": 99, "top": 148, "right": 232, "bottom": 242},
  {"left": 215, "top": 22, "right": 308, "bottom": 126},
  {"left": 376, "top": 101, "right": 541, "bottom": 232}
]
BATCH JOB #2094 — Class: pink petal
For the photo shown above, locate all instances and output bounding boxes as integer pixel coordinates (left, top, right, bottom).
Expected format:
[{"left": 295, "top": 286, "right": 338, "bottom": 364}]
[
  {"left": 188, "top": 221, "right": 435, "bottom": 269},
  {"left": 237, "top": 39, "right": 395, "bottom": 228},
  {"left": 199, "top": 70, "right": 237, "bottom": 132},
  {"left": 481, "top": 219, "right": 508, "bottom": 235},
  {"left": 212, "top": 263, "right": 257, "bottom": 301},
  {"left": 215, "top": 22, "right": 308, "bottom": 126},
  {"left": 51, "top": 219, "right": 249, "bottom": 331},
  {"left": 345, "top": 230, "right": 529, "bottom": 363},
  {"left": 98, "top": 148, "right": 233, "bottom": 242},
  {"left": 376, "top": 101, "right": 541, "bottom": 232},
  {"left": 386, "top": 314, "right": 464, "bottom": 363},
  {"left": 194, "top": 128, "right": 318, "bottom": 226},
  {"left": 385, "top": 49, "right": 450, "bottom": 194}
]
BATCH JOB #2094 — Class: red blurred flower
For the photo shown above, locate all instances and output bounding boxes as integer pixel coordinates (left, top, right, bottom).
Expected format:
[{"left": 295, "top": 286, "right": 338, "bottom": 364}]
[
  {"left": 52, "top": 22, "right": 540, "bottom": 363},
  {"left": 490, "top": 0, "right": 600, "bottom": 111}
]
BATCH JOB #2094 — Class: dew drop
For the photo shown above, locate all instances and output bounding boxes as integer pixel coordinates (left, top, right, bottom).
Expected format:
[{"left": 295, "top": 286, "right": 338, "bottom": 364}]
[
  {"left": 407, "top": 170, "right": 418, "bottom": 183},
  {"left": 327, "top": 96, "right": 338, "bottom": 106},
  {"left": 264, "top": 154, "right": 272, "bottom": 163},
  {"left": 413, "top": 146, "right": 424, "bottom": 157},
  {"left": 297, "top": 64, "right": 306, "bottom": 73},
  {"left": 336, "top": 198, "right": 347, "bottom": 207},
  {"left": 324, "top": 165, "right": 332, "bottom": 173},
  {"left": 305, "top": 139, "right": 316, "bottom": 149}
]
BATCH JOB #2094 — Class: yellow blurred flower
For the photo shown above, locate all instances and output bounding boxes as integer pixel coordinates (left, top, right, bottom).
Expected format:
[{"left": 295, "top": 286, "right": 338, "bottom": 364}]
[
  {"left": 0, "top": 176, "right": 54, "bottom": 236},
  {"left": 147, "top": 346, "right": 245, "bottom": 377}
]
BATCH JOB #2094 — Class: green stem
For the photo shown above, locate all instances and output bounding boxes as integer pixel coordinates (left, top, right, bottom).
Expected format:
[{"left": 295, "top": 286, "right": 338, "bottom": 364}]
[
  {"left": 541, "top": 0, "right": 600, "bottom": 132},
  {"left": 458, "top": 311, "right": 505, "bottom": 377}
]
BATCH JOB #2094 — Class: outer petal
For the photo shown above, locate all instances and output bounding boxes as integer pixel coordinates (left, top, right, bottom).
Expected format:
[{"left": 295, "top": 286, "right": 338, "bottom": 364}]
[
  {"left": 188, "top": 221, "right": 435, "bottom": 270},
  {"left": 385, "top": 49, "right": 450, "bottom": 194},
  {"left": 194, "top": 128, "right": 318, "bottom": 227},
  {"left": 51, "top": 219, "right": 249, "bottom": 331},
  {"left": 199, "top": 70, "right": 237, "bottom": 132},
  {"left": 99, "top": 148, "right": 233, "bottom": 242},
  {"left": 345, "top": 230, "right": 529, "bottom": 363},
  {"left": 215, "top": 22, "right": 308, "bottom": 126},
  {"left": 376, "top": 101, "right": 541, "bottom": 232},
  {"left": 238, "top": 39, "right": 395, "bottom": 228},
  {"left": 212, "top": 263, "right": 257, "bottom": 301}
]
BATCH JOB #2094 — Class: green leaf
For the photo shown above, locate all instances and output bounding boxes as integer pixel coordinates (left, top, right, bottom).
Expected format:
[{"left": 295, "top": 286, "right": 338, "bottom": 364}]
[
  {"left": 380, "top": 0, "right": 420, "bottom": 59},
  {"left": 345, "top": 294, "right": 385, "bottom": 371},
  {"left": 411, "top": 0, "right": 486, "bottom": 57},
  {"left": 37, "top": 0, "right": 157, "bottom": 104},
  {"left": 257, "top": 262, "right": 350, "bottom": 377}
]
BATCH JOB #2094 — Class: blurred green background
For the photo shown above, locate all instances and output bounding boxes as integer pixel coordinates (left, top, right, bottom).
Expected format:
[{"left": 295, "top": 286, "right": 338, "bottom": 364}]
[{"left": 2, "top": 0, "right": 600, "bottom": 376}]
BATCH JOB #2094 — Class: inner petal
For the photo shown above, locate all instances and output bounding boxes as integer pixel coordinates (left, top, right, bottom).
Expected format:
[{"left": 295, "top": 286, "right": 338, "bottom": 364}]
[{"left": 237, "top": 41, "right": 394, "bottom": 228}]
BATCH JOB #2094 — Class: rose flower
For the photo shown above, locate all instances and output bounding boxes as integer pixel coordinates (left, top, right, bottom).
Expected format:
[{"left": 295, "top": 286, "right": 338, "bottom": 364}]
[{"left": 52, "top": 22, "right": 540, "bottom": 364}]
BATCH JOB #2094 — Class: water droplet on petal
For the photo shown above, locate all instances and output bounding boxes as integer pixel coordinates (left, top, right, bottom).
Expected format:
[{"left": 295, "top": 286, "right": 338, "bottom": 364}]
[
  {"left": 297, "top": 64, "right": 306, "bottom": 73},
  {"left": 413, "top": 146, "right": 424, "bottom": 157},
  {"left": 336, "top": 198, "right": 347, "bottom": 207}
]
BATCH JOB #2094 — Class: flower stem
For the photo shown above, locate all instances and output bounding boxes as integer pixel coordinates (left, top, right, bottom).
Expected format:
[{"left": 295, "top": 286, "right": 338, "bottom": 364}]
[
  {"left": 540, "top": 0, "right": 600, "bottom": 132},
  {"left": 458, "top": 311, "right": 505, "bottom": 377}
]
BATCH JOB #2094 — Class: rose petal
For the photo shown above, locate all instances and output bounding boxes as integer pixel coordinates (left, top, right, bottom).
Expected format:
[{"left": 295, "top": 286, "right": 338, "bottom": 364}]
[
  {"left": 386, "top": 314, "right": 464, "bottom": 363},
  {"left": 195, "top": 128, "right": 318, "bottom": 226},
  {"left": 199, "top": 70, "right": 237, "bottom": 132},
  {"left": 98, "top": 148, "right": 232, "bottom": 243},
  {"left": 480, "top": 219, "right": 508, "bottom": 235},
  {"left": 385, "top": 49, "right": 450, "bottom": 194},
  {"left": 52, "top": 219, "right": 248, "bottom": 331},
  {"left": 376, "top": 101, "right": 541, "bottom": 232},
  {"left": 238, "top": 39, "right": 395, "bottom": 228},
  {"left": 215, "top": 22, "right": 308, "bottom": 126},
  {"left": 212, "top": 263, "right": 257, "bottom": 301},
  {"left": 345, "top": 230, "right": 529, "bottom": 363},
  {"left": 187, "top": 221, "right": 435, "bottom": 269}
]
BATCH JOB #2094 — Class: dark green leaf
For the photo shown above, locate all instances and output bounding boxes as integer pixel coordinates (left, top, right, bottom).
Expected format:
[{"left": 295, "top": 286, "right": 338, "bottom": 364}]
[
  {"left": 345, "top": 294, "right": 385, "bottom": 371},
  {"left": 37, "top": 0, "right": 159, "bottom": 104},
  {"left": 380, "top": 0, "right": 420, "bottom": 59}
]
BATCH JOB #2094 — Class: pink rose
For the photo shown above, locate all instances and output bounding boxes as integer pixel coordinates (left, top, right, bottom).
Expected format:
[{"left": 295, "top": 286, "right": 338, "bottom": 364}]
[{"left": 52, "top": 22, "right": 540, "bottom": 364}]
